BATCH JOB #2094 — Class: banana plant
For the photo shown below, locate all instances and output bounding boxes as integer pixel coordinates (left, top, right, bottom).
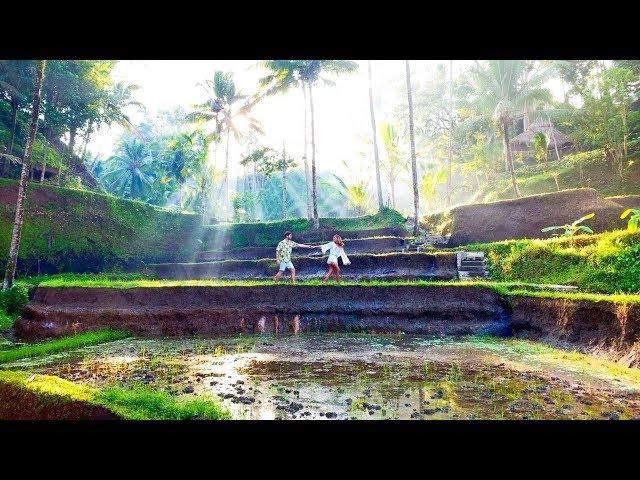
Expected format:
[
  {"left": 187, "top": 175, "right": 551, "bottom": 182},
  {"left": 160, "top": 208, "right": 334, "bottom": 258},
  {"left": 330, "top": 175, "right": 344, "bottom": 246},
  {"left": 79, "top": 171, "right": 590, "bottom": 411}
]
[
  {"left": 541, "top": 213, "right": 595, "bottom": 245},
  {"left": 621, "top": 208, "right": 640, "bottom": 233}
]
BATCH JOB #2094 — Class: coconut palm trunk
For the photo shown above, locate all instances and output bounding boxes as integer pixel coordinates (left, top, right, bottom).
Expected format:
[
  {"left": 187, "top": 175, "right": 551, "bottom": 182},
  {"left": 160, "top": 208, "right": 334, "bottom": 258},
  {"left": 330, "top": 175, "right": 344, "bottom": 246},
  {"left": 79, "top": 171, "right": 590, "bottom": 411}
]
[
  {"left": 447, "top": 60, "right": 453, "bottom": 208},
  {"left": 308, "top": 83, "right": 319, "bottom": 229},
  {"left": 301, "top": 83, "right": 312, "bottom": 219},
  {"left": 224, "top": 126, "right": 230, "bottom": 221},
  {"left": 3, "top": 60, "right": 46, "bottom": 291},
  {"left": 501, "top": 122, "right": 520, "bottom": 197},
  {"left": 368, "top": 61, "right": 384, "bottom": 211},
  {"left": 405, "top": 61, "right": 419, "bottom": 236}
]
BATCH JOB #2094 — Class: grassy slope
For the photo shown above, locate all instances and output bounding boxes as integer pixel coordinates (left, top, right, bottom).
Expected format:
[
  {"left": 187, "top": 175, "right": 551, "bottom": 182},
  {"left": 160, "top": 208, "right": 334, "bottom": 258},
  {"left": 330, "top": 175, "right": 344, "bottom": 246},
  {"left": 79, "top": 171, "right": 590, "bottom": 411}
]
[
  {"left": 462, "top": 229, "right": 640, "bottom": 294},
  {"left": 0, "top": 330, "right": 130, "bottom": 363},
  {"left": 481, "top": 147, "right": 640, "bottom": 202},
  {"left": 20, "top": 273, "right": 640, "bottom": 305},
  {"left": 0, "top": 370, "right": 230, "bottom": 420},
  {"left": 0, "top": 179, "right": 201, "bottom": 274},
  {"left": 205, "top": 208, "right": 406, "bottom": 249}
]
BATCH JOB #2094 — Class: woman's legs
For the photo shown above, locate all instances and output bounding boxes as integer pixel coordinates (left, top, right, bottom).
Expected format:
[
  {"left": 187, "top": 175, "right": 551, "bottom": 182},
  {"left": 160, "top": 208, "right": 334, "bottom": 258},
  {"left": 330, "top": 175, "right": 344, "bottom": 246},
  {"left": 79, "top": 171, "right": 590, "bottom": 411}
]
[
  {"left": 323, "top": 264, "right": 334, "bottom": 282},
  {"left": 323, "top": 262, "right": 338, "bottom": 282},
  {"left": 334, "top": 263, "right": 341, "bottom": 283}
]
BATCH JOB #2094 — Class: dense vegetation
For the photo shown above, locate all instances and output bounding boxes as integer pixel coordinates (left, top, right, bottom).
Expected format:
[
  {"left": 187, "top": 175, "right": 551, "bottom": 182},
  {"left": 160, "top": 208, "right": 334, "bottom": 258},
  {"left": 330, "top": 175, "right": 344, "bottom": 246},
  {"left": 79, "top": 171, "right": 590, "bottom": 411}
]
[
  {"left": 480, "top": 142, "right": 640, "bottom": 202},
  {"left": 465, "top": 230, "right": 640, "bottom": 294},
  {"left": 203, "top": 207, "right": 405, "bottom": 249},
  {"left": 0, "top": 179, "right": 201, "bottom": 275}
]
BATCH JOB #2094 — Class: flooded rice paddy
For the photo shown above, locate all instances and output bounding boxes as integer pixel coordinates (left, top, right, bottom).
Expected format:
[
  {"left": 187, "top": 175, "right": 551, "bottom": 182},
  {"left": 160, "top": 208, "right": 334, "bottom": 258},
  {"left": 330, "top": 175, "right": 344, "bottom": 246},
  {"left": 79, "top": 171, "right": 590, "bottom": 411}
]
[{"left": 11, "top": 334, "right": 640, "bottom": 420}]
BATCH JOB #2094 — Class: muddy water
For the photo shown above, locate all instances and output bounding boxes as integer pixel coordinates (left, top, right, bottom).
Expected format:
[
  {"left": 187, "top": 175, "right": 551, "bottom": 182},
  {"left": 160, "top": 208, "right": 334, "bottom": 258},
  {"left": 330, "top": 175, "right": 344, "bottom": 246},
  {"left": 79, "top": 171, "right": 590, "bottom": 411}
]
[{"left": 24, "top": 334, "right": 640, "bottom": 420}]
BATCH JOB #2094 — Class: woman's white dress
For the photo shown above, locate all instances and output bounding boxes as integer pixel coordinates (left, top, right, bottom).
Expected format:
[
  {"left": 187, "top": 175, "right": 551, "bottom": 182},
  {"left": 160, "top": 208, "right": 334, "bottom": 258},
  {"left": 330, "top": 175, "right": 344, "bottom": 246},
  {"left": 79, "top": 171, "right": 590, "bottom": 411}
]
[{"left": 320, "top": 242, "right": 351, "bottom": 265}]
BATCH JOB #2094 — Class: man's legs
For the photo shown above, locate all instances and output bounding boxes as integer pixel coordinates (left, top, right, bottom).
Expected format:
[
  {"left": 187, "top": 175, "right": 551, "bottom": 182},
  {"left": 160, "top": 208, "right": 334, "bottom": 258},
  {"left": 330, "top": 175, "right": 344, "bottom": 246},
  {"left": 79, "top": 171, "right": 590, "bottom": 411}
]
[
  {"left": 274, "top": 261, "right": 285, "bottom": 281},
  {"left": 289, "top": 266, "right": 296, "bottom": 282}
]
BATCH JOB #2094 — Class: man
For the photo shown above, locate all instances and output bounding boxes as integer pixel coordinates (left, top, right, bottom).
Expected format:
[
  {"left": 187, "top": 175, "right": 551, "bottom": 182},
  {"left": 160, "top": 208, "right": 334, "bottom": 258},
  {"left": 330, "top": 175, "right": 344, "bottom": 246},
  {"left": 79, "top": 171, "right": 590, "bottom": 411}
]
[{"left": 274, "top": 231, "right": 317, "bottom": 282}]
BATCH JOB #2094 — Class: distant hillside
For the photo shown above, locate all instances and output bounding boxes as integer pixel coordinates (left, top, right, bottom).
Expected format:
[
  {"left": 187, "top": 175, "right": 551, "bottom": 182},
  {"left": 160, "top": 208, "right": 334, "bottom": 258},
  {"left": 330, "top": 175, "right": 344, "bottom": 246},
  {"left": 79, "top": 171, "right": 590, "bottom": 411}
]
[{"left": 479, "top": 143, "right": 640, "bottom": 202}]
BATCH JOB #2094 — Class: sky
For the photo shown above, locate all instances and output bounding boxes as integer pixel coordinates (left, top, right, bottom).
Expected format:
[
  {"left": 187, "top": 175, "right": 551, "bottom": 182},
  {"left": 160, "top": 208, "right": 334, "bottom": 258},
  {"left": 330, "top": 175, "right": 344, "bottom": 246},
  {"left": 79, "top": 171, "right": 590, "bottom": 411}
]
[
  {"left": 90, "top": 61, "right": 471, "bottom": 183},
  {"left": 88, "top": 60, "right": 565, "bottom": 212}
]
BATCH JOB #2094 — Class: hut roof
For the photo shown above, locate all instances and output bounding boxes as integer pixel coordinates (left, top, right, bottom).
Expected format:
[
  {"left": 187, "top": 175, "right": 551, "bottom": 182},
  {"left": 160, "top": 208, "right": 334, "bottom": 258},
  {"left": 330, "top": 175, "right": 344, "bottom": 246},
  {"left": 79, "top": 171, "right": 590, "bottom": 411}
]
[{"left": 510, "top": 120, "right": 574, "bottom": 152}]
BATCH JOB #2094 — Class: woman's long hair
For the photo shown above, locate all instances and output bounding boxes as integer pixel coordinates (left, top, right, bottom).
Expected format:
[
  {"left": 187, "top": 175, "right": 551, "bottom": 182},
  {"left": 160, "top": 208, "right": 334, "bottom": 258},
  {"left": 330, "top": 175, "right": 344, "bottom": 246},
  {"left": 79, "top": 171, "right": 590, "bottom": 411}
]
[{"left": 333, "top": 235, "right": 344, "bottom": 247}]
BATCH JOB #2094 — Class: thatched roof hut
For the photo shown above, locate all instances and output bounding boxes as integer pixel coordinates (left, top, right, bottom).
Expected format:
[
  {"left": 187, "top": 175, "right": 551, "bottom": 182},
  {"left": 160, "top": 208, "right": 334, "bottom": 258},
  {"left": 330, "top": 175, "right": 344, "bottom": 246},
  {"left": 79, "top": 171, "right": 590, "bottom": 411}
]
[{"left": 510, "top": 120, "right": 575, "bottom": 158}]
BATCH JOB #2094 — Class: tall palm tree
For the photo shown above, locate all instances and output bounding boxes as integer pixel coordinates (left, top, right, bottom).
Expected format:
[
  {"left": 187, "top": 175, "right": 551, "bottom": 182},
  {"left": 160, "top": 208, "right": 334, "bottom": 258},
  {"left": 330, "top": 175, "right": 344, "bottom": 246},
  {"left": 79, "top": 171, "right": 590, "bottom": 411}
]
[
  {"left": 259, "top": 60, "right": 312, "bottom": 219},
  {"left": 298, "top": 60, "right": 358, "bottom": 228},
  {"left": 379, "top": 121, "right": 405, "bottom": 209},
  {"left": 261, "top": 60, "right": 357, "bottom": 227},
  {"left": 101, "top": 140, "right": 155, "bottom": 200},
  {"left": 367, "top": 61, "right": 384, "bottom": 211},
  {"left": 405, "top": 61, "right": 419, "bottom": 236},
  {"left": 4, "top": 60, "right": 46, "bottom": 290},
  {"left": 188, "top": 71, "right": 263, "bottom": 220},
  {"left": 463, "top": 60, "right": 553, "bottom": 197}
]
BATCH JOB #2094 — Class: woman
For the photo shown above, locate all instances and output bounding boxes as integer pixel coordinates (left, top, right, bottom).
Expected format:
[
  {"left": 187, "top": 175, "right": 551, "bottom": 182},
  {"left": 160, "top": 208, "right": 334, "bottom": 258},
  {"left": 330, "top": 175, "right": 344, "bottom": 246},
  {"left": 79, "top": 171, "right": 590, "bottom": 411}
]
[{"left": 320, "top": 235, "right": 350, "bottom": 283}]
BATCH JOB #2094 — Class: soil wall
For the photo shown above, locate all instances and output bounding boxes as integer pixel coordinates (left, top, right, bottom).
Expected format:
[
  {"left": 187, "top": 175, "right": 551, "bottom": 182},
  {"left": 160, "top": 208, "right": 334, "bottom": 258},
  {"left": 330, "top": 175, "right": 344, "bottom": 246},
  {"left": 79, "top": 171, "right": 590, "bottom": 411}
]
[
  {"left": 510, "top": 296, "right": 640, "bottom": 367},
  {"left": 150, "top": 252, "right": 458, "bottom": 281},
  {"left": 17, "top": 285, "right": 509, "bottom": 339},
  {"left": 448, "top": 188, "right": 628, "bottom": 246}
]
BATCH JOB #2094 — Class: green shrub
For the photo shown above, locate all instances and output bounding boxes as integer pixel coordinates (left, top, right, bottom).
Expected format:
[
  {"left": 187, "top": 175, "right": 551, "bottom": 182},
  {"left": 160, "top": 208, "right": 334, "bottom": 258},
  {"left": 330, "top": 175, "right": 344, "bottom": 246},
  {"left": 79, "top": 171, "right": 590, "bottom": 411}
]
[
  {"left": 0, "top": 285, "right": 29, "bottom": 316},
  {"left": 465, "top": 230, "right": 640, "bottom": 294}
]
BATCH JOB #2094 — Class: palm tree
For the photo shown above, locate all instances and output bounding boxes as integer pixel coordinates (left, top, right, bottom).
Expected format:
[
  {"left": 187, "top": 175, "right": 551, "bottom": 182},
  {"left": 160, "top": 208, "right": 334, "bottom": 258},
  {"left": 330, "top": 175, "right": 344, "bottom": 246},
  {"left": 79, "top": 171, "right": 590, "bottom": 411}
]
[
  {"left": 101, "top": 140, "right": 155, "bottom": 199},
  {"left": 298, "top": 61, "right": 358, "bottom": 228},
  {"left": 259, "top": 60, "right": 313, "bottom": 219},
  {"left": 405, "top": 61, "right": 419, "bottom": 236},
  {"left": 188, "top": 71, "right": 263, "bottom": 220},
  {"left": 261, "top": 60, "right": 358, "bottom": 227},
  {"left": 81, "top": 82, "right": 144, "bottom": 163},
  {"left": 4, "top": 60, "right": 46, "bottom": 290},
  {"left": 367, "top": 61, "right": 384, "bottom": 211},
  {"left": 379, "top": 121, "right": 405, "bottom": 208},
  {"left": 463, "top": 61, "right": 553, "bottom": 197}
]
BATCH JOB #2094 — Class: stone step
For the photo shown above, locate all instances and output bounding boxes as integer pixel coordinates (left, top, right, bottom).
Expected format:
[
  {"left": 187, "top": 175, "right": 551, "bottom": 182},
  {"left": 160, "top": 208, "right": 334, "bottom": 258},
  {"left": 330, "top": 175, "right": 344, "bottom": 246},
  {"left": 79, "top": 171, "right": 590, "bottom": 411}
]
[
  {"left": 460, "top": 260, "right": 485, "bottom": 267},
  {"left": 459, "top": 265, "right": 487, "bottom": 273}
]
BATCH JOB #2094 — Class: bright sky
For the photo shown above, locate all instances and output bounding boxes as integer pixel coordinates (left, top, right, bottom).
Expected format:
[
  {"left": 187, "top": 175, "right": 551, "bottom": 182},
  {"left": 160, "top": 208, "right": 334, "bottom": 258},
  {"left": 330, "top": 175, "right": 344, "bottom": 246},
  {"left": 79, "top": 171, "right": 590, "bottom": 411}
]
[
  {"left": 90, "top": 61, "right": 463, "bottom": 182},
  {"left": 89, "top": 60, "right": 565, "bottom": 201}
]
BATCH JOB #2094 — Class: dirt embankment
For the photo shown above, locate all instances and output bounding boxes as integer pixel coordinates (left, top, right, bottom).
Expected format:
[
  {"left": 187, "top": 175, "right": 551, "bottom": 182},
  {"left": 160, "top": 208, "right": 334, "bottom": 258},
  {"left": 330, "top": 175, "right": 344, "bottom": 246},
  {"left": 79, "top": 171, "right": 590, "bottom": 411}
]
[
  {"left": 510, "top": 296, "right": 640, "bottom": 367},
  {"left": 196, "top": 237, "right": 408, "bottom": 261},
  {"left": 0, "top": 382, "right": 120, "bottom": 420},
  {"left": 606, "top": 195, "right": 640, "bottom": 210},
  {"left": 17, "top": 285, "right": 509, "bottom": 339},
  {"left": 448, "top": 188, "right": 628, "bottom": 246},
  {"left": 202, "top": 226, "right": 407, "bottom": 251},
  {"left": 150, "top": 252, "right": 457, "bottom": 281}
]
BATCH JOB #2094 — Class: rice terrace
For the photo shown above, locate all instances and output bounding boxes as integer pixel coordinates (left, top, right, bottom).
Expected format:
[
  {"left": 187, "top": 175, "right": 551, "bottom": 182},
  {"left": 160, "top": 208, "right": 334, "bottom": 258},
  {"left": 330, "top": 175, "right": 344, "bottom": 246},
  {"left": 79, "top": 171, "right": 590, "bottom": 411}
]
[{"left": 1, "top": 59, "right": 640, "bottom": 422}]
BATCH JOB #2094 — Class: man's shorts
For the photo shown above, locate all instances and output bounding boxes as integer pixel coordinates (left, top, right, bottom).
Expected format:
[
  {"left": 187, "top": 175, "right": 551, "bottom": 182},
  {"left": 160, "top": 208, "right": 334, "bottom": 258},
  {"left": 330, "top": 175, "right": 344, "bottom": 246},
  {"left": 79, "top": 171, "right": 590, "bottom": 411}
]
[{"left": 279, "top": 260, "right": 295, "bottom": 271}]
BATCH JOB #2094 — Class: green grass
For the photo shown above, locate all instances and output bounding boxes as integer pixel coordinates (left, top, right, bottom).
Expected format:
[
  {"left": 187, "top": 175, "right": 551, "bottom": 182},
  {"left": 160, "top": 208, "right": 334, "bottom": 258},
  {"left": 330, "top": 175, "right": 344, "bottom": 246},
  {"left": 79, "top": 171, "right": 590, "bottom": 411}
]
[
  {"left": 204, "top": 207, "right": 406, "bottom": 250},
  {"left": 482, "top": 148, "right": 640, "bottom": 202},
  {"left": 18, "top": 273, "right": 640, "bottom": 305},
  {"left": 0, "top": 329, "right": 130, "bottom": 364},
  {"left": 0, "top": 370, "right": 231, "bottom": 420},
  {"left": 462, "top": 229, "right": 640, "bottom": 294},
  {"left": 95, "top": 385, "right": 231, "bottom": 420},
  {"left": 0, "top": 178, "right": 202, "bottom": 275}
]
